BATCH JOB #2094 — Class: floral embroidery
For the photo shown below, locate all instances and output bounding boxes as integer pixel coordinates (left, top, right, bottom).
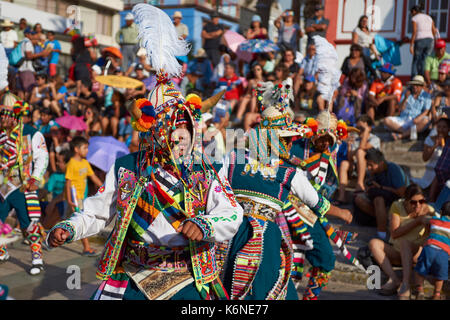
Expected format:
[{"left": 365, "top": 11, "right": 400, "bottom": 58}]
[{"left": 214, "top": 186, "right": 222, "bottom": 193}]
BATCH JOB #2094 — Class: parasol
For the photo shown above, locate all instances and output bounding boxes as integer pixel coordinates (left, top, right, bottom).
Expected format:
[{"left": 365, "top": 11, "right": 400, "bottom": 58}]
[
  {"left": 238, "top": 39, "right": 279, "bottom": 53},
  {"left": 86, "top": 136, "right": 130, "bottom": 172},
  {"left": 94, "top": 75, "right": 144, "bottom": 89},
  {"left": 55, "top": 111, "right": 87, "bottom": 131}
]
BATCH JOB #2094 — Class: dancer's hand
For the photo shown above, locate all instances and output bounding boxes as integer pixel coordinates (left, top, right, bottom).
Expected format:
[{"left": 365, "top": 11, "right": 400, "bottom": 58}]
[
  {"left": 48, "top": 228, "right": 71, "bottom": 247},
  {"left": 340, "top": 209, "right": 353, "bottom": 224},
  {"left": 177, "top": 221, "right": 204, "bottom": 241}
]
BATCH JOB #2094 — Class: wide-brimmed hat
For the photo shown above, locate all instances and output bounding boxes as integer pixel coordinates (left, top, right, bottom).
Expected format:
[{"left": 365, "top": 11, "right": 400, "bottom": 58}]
[
  {"left": 1, "top": 20, "right": 14, "bottom": 28},
  {"left": 173, "top": 11, "right": 182, "bottom": 19},
  {"left": 378, "top": 62, "right": 396, "bottom": 75},
  {"left": 194, "top": 48, "right": 207, "bottom": 58},
  {"left": 407, "top": 75, "right": 425, "bottom": 86}
]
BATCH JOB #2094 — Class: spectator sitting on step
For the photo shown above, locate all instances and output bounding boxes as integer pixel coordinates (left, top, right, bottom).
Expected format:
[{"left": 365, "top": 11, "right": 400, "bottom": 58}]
[
  {"left": 336, "top": 115, "right": 381, "bottom": 204},
  {"left": 384, "top": 75, "right": 432, "bottom": 140},
  {"left": 369, "top": 184, "right": 435, "bottom": 299},
  {"left": 430, "top": 61, "right": 449, "bottom": 98},
  {"left": 217, "top": 63, "right": 244, "bottom": 114},
  {"left": 412, "top": 117, "right": 450, "bottom": 202},
  {"left": 354, "top": 148, "right": 409, "bottom": 241},
  {"left": 365, "top": 63, "right": 403, "bottom": 121},
  {"left": 424, "top": 39, "right": 450, "bottom": 88},
  {"left": 413, "top": 201, "right": 450, "bottom": 300},
  {"left": 430, "top": 78, "right": 450, "bottom": 124}
]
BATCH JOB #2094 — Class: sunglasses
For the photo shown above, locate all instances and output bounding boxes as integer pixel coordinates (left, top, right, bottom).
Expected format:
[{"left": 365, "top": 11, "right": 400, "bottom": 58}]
[{"left": 409, "top": 199, "right": 426, "bottom": 205}]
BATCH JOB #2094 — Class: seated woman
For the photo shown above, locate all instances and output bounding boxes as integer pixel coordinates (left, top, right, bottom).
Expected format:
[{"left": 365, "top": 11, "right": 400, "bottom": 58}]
[
  {"left": 369, "top": 184, "right": 435, "bottom": 299},
  {"left": 430, "top": 78, "right": 450, "bottom": 124},
  {"left": 84, "top": 106, "right": 102, "bottom": 138},
  {"left": 341, "top": 44, "right": 376, "bottom": 81},
  {"left": 235, "top": 63, "right": 265, "bottom": 123},
  {"left": 295, "top": 75, "right": 319, "bottom": 121},
  {"left": 335, "top": 68, "right": 367, "bottom": 126},
  {"left": 412, "top": 117, "right": 449, "bottom": 201}
]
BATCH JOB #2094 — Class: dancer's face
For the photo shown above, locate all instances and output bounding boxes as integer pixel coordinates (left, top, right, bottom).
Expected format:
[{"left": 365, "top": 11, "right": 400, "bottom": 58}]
[
  {"left": 171, "top": 124, "right": 192, "bottom": 158},
  {"left": 313, "top": 135, "right": 333, "bottom": 153}
]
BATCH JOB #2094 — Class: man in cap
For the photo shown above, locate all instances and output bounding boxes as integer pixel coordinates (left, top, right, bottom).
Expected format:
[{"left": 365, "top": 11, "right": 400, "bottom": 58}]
[
  {"left": 384, "top": 75, "right": 432, "bottom": 140},
  {"left": 186, "top": 48, "right": 213, "bottom": 95},
  {"left": 115, "top": 12, "right": 139, "bottom": 71},
  {"left": 173, "top": 11, "right": 189, "bottom": 40},
  {"left": 424, "top": 39, "right": 450, "bottom": 87},
  {"left": 201, "top": 11, "right": 224, "bottom": 67},
  {"left": 0, "top": 20, "right": 18, "bottom": 57},
  {"left": 305, "top": 5, "right": 329, "bottom": 46},
  {"left": 275, "top": 9, "right": 303, "bottom": 51},
  {"left": 366, "top": 62, "right": 403, "bottom": 121}
]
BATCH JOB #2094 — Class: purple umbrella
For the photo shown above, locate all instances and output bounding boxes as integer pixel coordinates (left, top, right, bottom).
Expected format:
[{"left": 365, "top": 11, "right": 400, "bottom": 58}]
[
  {"left": 55, "top": 111, "right": 87, "bottom": 131},
  {"left": 86, "top": 136, "right": 130, "bottom": 172}
]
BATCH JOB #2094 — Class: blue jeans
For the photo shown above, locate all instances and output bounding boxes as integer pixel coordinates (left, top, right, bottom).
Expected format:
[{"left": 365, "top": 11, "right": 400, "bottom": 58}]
[{"left": 412, "top": 38, "right": 433, "bottom": 77}]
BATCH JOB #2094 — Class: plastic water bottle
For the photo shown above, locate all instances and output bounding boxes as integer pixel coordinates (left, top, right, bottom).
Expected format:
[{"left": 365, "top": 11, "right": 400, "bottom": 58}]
[{"left": 410, "top": 124, "right": 417, "bottom": 141}]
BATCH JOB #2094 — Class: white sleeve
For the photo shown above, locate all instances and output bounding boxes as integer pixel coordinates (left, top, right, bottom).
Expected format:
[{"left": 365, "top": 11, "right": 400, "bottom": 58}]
[
  {"left": 31, "top": 131, "right": 49, "bottom": 182},
  {"left": 49, "top": 164, "right": 118, "bottom": 243},
  {"left": 188, "top": 156, "right": 243, "bottom": 242},
  {"left": 290, "top": 169, "right": 319, "bottom": 209}
]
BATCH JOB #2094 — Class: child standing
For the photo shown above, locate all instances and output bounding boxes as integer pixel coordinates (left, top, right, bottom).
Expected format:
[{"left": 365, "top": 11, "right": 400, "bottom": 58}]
[
  {"left": 65, "top": 136, "right": 103, "bottom": 256},
  {"left": 414, "top": 201, "right": 450, "bottom": 300}
]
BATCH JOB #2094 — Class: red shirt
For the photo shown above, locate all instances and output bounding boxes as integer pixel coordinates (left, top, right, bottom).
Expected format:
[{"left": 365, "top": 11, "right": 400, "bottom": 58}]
[{"left": 218, "top": 74, "right": 244, "bottom": 101}]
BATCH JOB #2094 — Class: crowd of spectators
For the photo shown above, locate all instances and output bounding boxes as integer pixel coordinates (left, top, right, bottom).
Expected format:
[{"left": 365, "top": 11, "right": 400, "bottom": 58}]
[{"left": 0, "top": 3, "right": 449, "bottom": 299}]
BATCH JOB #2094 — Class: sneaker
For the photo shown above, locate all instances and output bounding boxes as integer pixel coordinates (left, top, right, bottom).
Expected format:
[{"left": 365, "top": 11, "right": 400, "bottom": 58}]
[
  {"left": 29, "top": 263, "right": 44, "bottom": 276},
  {"left": 82, "top": 249, "right": 100, "bottom": 257},
  {"left": 0, "top": 253, "right": 10, "bottom": 262}
]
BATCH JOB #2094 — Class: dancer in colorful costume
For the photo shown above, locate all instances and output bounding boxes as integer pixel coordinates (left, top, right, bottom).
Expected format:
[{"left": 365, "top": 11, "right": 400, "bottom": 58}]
[
  {"left": 47, "top": 4, "right": 243, "bottom": 300},
  {"left": 0, "top": 44, "right": 49, "bottom": 275},
  {"left": 216, "top": 78, "right": 352, "bottom": 300},
  {"left": 284, "top": 36, "right": 364, "bottom": 300}
]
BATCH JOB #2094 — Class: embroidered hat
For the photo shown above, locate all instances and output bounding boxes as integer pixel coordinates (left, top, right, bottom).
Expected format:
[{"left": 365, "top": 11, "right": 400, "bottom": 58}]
[{"left": 300, "top": 111, "right": 349, "bottom": 146}]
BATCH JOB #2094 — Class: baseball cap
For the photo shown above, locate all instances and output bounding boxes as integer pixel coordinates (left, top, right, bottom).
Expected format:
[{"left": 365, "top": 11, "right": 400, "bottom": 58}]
[
  {"left": 135, "top": 63, "right": 144, "bottom": 70},
  {"left": 305, "top": 75, "right": 316, "bottom": 83},
  {"left": 315, "top": 4, "right": 324, "bottom": 11},
  {"left": 173, "top": 11, "right": 182, "bottom": 19},
  {"left": 439, "top": 61, "right": 449, "bottom": 74},
  {"left": 252, "top": 15, "right": 262, "bottom": 22},
  {"left": 24, "top": 27, "right": 36, "bottom": 35},
  {"left": 210, "top": 11, "right": 219, "bottom": 18},
  {"left": 435, "top": 39, "right": 446, "bottom": 49},
  {"left": 125, "top": 12, "right": 134, "bottom": 20}
]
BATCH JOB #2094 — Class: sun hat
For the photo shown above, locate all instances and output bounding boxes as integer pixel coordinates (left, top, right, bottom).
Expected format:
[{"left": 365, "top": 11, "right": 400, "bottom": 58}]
[
  {"left": 1, "top": 20, "right": 14, "bottom": 28},
  {"left": 406, "top": 75, "right": 425, "bottom": 86},
  {"left": 173, "top": 11, "right": 182, "bottom": 19},
  {"left": 194, "top": 48, "right": 208, "bottom": 58}
]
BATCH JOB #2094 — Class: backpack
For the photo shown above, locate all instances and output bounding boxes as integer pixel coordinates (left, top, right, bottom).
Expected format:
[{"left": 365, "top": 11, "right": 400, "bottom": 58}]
[{"left": 9, "top": 40, "right": 25, "bottom": 67}]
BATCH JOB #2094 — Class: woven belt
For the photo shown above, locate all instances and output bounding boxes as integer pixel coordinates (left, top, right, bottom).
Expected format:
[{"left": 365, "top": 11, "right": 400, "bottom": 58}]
[
  {"left": 125, "top": 239, "right": 190, "bottom": 272},
  {"left": 236, "top": 197, "right": 278, "bottom": 223}
]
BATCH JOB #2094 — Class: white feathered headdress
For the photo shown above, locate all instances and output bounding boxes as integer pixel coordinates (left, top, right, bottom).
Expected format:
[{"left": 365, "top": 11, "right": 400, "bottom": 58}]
[
  {"left": 313, "top": 35, "right": 341, "bottom": 103},
  {"left": 0, "top": 44, "right": 9, "bottom": 91},
  {"left": 132, "top": 4, "right": 190, "bottom": 78}
]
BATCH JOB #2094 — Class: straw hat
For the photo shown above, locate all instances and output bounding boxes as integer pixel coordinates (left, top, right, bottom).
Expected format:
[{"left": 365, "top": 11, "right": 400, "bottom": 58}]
[
  {"left": 406, "top": 75, "right": 425, "bottom": 86},
  {"left": 194, "top": 48, "right": 208, "bottom": 59},
  {"left": 173, "top": 11, "right": 183, "bottom": 19},
  {"left": 1, "top": 20, "right": 14, "bottom": 28}
]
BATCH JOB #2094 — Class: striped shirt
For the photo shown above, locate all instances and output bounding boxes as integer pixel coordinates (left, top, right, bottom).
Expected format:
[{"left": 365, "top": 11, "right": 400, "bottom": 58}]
[{"left": 425, "top": 216, "right": 450, "bottom": 255}]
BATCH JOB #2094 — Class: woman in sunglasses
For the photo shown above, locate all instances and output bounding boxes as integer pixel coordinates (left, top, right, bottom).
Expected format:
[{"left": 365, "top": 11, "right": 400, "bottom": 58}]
[{"left": 369, "top": 184, "right": 435, "bottom": 299}]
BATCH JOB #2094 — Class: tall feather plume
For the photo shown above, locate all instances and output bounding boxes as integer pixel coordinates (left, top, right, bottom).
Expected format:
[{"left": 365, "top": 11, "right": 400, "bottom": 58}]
[
  {"left": 0, "top": 44, "right": 9, "bottom": 91},
  {"left": 132, "top": 4, "right": 190, "bottom": 78},
  {"left": 313, "top": 35, "right": 341, "bottom": 103}
]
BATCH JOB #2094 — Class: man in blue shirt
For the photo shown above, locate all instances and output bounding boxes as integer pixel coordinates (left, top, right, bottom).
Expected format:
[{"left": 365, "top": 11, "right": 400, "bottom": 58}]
[
  {"left": 354, "top": 148, "right": 409, "bottom": 240},
  {"left": 187, "top": 48, "right": 214, "bottom": 95},
  {"left": 45, "top": 31, "right": 61, "bottom": 77},
  {"left": 383, "top": 75, "right": 431, "bottom": 140}
]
